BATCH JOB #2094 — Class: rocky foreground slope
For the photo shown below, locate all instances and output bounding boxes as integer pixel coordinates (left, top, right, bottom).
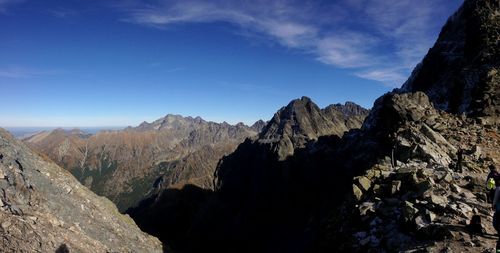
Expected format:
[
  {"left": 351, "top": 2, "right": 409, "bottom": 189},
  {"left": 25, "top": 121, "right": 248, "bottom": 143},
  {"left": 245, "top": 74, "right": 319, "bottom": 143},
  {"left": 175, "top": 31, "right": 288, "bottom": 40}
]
[
  {"left": 24, "top": 115, "right": 262, "bottom": 211},
  {"left": 128, "top": 0, "right": 499, "bottom": 252},
  {"left": 0, "top": 129, "right": 163, "bottom": 252}
]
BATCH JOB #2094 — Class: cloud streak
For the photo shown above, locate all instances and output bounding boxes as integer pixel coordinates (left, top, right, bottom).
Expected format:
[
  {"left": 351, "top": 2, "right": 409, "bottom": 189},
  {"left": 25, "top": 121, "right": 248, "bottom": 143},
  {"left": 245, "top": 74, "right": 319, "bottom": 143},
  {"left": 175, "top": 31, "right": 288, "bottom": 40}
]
[
  {"left": 115, "top": 0, "right": 460, "bottom": 87},
  {"left": 0, "top": 66, "right": 64, "bottom": 78}
]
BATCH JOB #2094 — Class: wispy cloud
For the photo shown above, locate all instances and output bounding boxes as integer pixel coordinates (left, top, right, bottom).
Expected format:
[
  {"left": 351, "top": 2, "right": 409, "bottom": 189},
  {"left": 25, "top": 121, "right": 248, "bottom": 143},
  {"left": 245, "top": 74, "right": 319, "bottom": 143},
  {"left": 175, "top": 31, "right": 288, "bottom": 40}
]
[
  {"left": 0, "top": 0, "right": 23, "bottom": 13},
  {"left": 355, "top": 68, "right": 409, "bottom": 87},
  {"left": 114, "top": 0, "right": 460, "bottom": 87},
  {"left": 0, "top": 66, "right": 64, "bottom": 78},
  {"left": 48, "top": 7, "right": 78, "bottom": 19}
]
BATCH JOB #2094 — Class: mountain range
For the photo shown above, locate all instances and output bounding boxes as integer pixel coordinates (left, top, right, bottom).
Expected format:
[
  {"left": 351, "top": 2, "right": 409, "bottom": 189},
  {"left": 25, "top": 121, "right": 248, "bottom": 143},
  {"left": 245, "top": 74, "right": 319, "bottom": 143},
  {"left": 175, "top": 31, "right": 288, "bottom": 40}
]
[
  {"left": 2, "top": 0, "right": 499, "bottom": 252},
  {"left": 23, "top": 115, "right": 265, "bottom": 211}
]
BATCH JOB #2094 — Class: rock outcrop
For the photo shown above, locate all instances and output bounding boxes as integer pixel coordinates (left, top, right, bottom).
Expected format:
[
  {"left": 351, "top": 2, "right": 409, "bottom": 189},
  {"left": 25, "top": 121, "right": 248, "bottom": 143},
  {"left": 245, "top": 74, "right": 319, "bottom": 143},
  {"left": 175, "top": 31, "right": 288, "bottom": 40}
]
[
  {"left": 401, "top": 0, "right": 499, "bottom": 124},
  {"left": 323, "top": 91, "right": 500, "bottom": 252},
  {"left": 0, "top": 128, "right": 163, "bottom": 252}
]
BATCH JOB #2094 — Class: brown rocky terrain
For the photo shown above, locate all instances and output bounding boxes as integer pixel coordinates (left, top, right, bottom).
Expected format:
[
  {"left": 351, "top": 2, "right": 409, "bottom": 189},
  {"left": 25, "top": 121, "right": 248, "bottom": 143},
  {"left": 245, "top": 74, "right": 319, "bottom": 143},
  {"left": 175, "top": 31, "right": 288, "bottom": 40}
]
[
  {"left": 0, "top": 128, "right": 163, "bottom": 252},
  {"left": 24, "top": 115, "right": 262, "bottom": 211}
]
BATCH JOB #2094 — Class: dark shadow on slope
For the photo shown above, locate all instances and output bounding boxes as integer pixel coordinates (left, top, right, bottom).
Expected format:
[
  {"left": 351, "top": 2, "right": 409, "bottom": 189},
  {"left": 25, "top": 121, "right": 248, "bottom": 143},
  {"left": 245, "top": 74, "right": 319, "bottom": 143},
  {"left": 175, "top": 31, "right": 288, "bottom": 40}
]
[
  {"left": 127, "top": 184, "right": 212, "bottom": 251},
  {"left": 55, "top": 244, "right": 69, "bottom": 253},
  {"left": 127, "top": 92, "right": 437, "bottom": 252},
  {"left": 127, "top": 125, "right": 395, "bottom": 253}
]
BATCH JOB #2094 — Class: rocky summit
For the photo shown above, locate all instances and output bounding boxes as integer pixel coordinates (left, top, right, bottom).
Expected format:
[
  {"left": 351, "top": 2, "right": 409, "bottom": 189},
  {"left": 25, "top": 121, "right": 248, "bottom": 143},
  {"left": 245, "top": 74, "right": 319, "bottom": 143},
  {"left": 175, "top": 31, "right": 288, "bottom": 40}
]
[
  {"left": 258, "top": 96, "right": 369, "bottom": 160},
  {"left": 24, "top": 115, "right": 262, "bottom": 211},
  {"left": 0, "top": 128, "right": 163, "bottom": 252}
]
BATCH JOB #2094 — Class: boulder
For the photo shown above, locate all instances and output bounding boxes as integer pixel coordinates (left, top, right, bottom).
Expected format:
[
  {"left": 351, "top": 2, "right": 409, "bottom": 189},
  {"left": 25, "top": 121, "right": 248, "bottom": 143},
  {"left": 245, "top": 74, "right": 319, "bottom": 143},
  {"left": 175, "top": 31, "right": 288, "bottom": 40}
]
[
  {"left": 420, "top": 124, "right": 458, "bottom": 157},
  {"left": 442, "top": 173, "right": 453, "bottom": 183},
  {"left": 402, "top": 201, "right": 419, "bottom": 224},
  {"left": 391, "top": 181, "right": 402, "bottom": 194},
  {"left": 450, "top": 184, "right": 462, "bottom": 193},
  {"left": 425, "top": 209, "right": 437, "bottom": 222},
  {"left": 356, "top": 176, "right": 372, "bottom": 192},
  {"left": 359, "top": 202, "right": 376, "bottom": 216},
  {"left": 471, "top": 145, "right": 482, "bottom": 160},
  {"left": 429, "top": 195, "right": 448, "bottom": 208},
  {"left": 353, "top": 184, "right": 363, "bottom": 201},
  {"left": 415, "top": 215, "right": 429, "bottom": 230}
]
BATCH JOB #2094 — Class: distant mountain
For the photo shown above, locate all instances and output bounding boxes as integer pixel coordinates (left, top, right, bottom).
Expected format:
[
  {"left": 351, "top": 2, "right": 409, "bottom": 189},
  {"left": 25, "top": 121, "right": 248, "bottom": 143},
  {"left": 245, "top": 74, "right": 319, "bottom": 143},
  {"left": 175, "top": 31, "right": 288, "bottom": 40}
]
[
  {"left": 6, "top": 127, "right": 122, "bottom": 139},
  {"left": 258, "top": 97, "right": 369, "bottom": 160},
  {"left": 0, "top": 128, "right": 163, "bottom": 252},
  {"left": 250, "top": 119, "right": 267, "bottom": 133},
  {"left": 24, "top": 115, "right": 263, "bottom": 211}
]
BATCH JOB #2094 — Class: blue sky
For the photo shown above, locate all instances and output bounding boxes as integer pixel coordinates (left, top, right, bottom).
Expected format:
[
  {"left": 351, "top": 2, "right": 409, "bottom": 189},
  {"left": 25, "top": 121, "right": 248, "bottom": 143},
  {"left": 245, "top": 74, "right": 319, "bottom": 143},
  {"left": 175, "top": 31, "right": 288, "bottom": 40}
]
[{"left": 0, "top": 0, "right": 462, "bottom": 127}]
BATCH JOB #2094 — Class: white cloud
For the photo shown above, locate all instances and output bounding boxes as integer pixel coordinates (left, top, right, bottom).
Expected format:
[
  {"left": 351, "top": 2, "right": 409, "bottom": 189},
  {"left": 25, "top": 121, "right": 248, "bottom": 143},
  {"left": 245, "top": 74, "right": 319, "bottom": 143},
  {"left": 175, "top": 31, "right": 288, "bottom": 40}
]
[
  {"left": 355, "top": 68, "right": 408, "bottom": 87},
  {"left": 316, "top": 32, "right": 380, "bottom": 68},
  {"left": 114, "top": 0, "right": 460, "bottom": 86}
]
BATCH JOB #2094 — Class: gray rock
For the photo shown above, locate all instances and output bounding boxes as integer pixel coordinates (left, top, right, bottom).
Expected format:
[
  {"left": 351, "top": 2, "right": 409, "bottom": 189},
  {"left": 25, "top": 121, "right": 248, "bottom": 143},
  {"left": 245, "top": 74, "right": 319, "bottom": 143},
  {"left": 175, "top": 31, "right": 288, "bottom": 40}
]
[
  {"left": 356, "top": 176, "right": 372, "bottom": 192},
  {"left": 391, "top": 181, "right": 402, "bottom": 194},
  {"left": 450, "top": 184, "right": 462, "bottom": 193},
  {"left": 359, "top": 202, "right": 376, "bottom": 216},
  {"left": 429, "top": 195, "right": 448, "bottom": 208},
  {"left": 425, "top": 209, "right": 437, "bottom": 222},
  {"left": 402, "top": 201, "right": 419, "bottom": 223},
  {"left": 353, "top": 184, "right": 363, "bottom": 201},
  {"left": 443, "top": 173, "right": 453, "bottom": 183},
  {"left": 471, "top": 145, "right": 482, "bottom": 160},
  {"left": 415, "top": 215, "right": 429, "bottom": 230}
]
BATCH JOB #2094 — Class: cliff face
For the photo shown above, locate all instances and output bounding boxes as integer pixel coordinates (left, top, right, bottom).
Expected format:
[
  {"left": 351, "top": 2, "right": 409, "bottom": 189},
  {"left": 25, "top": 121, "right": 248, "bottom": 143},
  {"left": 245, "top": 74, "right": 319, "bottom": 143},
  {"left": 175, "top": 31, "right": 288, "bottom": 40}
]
[
  {"left": 24, "top": 115, "right": 261, "bottom": 211},
  {"left": 0, "top": 128, "right": 163, "bottom": 252},
  {"left": 401, "top": 0, "right": 499, "bottom": 123}
]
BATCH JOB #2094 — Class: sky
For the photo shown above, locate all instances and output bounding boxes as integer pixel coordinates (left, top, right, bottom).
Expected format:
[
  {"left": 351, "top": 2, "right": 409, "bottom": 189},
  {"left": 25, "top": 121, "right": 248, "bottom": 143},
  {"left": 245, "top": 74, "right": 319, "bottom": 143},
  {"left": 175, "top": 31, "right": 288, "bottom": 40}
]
[{"left": 0, "top": 0, "right": 463, "bottom": 127}]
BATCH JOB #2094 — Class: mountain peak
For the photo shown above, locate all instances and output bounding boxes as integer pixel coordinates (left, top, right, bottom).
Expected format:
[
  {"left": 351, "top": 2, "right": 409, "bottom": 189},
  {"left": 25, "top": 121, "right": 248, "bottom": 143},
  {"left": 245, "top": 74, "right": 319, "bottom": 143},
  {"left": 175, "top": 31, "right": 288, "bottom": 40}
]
[
  {"left": 250, "top": 120, "right": 267, "bottom": 133},
  {"left": 287, "top": 96, "right": 315, "bottom": 108},
  {"left": 258, "top": 97, "right": 369, "bottom": 160}
]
